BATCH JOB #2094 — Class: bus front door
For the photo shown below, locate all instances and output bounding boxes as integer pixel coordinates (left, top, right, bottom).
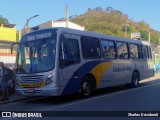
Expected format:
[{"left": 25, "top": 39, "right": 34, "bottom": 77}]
[{"left": 58, "top": 34, "right": 81, "bottom": 95}]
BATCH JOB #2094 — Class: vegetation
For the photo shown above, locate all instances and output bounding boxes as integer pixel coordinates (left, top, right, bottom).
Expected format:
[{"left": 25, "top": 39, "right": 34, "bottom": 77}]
[
  {"left": 70, "top": 7, "right": 159, "bottom": 45},
  {"left": 0, "top": 15, "right": 8, "bottom": 24}
]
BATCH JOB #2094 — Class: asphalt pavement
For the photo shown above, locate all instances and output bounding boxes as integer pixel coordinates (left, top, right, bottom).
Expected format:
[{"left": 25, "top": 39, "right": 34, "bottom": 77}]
[
  {"left": 0, "top": 74, "right": 160, "bottom": 120},
  {"left": 0, "top": 73, "right": 160, "bottom": 105}
]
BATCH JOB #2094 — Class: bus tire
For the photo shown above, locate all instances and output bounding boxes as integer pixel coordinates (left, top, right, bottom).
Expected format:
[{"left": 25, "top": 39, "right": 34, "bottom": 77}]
[
  {"left": 131, "top": 71, "right": 140, "bottom": 88},
  {"left": 81, "top": 77, "right": 92, "bottom": 97}
]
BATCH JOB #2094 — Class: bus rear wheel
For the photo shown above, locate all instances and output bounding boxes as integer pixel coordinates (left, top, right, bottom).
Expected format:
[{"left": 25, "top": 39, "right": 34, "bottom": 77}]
[
  {"left": 81, "top": 77, "right": 92, "bottom": 97},
  {"left": 131, "top": 71, "right": 140, "bottom": 87}
]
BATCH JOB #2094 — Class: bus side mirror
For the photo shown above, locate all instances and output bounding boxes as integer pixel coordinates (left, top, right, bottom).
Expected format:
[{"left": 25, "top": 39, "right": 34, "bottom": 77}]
[{"left": 10, "top": 42, "right": 19, "bottom": 54}]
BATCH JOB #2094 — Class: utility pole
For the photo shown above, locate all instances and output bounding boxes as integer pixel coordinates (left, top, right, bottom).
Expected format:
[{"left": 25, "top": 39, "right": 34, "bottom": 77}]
[
  {"left": 159, "top": 33, "right": 160, "bottom": 46},
  {"left": 66, "top": 5, "right": 69, "bottom": 28},
  {"left": 148, "top": 32, "right": 151, "bottom": 42},
  {"left": 125, "top": 24, "right": 129, "bottom": 38}
]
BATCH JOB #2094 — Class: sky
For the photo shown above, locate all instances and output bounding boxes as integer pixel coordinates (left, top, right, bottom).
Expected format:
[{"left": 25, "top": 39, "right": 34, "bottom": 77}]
[{"left": 0, "top": 0, "right": 160, "bottom": 31}]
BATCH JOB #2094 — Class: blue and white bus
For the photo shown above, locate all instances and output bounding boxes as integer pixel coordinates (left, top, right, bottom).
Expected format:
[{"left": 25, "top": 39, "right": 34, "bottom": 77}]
[{"left": 14, "top": 27, "right": 154, "bottom": 97}]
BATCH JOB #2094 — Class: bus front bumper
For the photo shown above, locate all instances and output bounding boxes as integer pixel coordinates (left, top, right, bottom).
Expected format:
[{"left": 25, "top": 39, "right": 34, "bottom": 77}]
[{"left": 16, "top": 87, "right": 60, "bottom": 96}]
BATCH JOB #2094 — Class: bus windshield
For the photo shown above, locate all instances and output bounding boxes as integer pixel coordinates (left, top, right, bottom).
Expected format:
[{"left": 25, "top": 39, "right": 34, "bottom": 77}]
[{"left": 16, "top": 37, "right": 56, "bottom": 73}]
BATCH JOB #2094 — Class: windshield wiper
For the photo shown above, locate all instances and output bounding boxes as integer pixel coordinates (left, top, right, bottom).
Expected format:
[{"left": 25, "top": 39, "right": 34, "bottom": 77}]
[{"left": 33, "top": 39, "right": 47, "bottom": 56}]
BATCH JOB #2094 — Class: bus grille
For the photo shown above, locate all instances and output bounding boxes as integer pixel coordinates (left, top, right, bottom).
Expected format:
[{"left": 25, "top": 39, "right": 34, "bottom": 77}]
[
  {"left": 20, "top": 75, "right": 45, "bottom": 82},
  {"left": 19, "top": 75, "right": 46, "bottom": 88}
]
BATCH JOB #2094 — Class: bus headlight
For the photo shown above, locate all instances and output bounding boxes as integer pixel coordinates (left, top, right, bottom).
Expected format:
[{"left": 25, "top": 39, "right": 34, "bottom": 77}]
[{"left": 45, "top": 74, "right": 53, "bottom": 85}]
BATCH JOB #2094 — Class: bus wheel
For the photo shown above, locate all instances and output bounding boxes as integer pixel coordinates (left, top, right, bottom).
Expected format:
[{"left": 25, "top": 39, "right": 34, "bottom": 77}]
[
  {"left": 131, "top": 71, "right": 140, "bottom": 87},
  {"left": 81, "top": 77, "right": 92, "bottom": 97}
]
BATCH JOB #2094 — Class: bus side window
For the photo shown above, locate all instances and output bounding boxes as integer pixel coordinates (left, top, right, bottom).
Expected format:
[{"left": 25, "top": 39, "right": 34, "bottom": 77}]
[
  {"left": 81, "top": 36, "right": 100, "bottom": 59},
  {"left": 59, "top": 38, "right": 80, "bottom": 68},
  {"left": 142, "top": 45, "right": 148, "bottom": 60},
  {"left": 117, "top": 42, "right": 129, "bottom": 59},
  {"left": 129, "top": 43, "right": 140, "bottom": 59},
  {"left": 147, "top": 46, "right": 152, "bottom": 60},
  {"left": 149, "top": 46, "right": 152, "bottom": 59},
  {"left": 140, "top": 45, "right": 143, "bottom": 59},
  {"left": 101, "top": 39, "right": 116, "bottom": 59}
]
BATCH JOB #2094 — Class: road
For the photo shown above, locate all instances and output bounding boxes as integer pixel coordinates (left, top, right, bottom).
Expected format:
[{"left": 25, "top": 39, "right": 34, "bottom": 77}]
[{"left": 1, "top": 77, "right": 160, "bottom": 120}]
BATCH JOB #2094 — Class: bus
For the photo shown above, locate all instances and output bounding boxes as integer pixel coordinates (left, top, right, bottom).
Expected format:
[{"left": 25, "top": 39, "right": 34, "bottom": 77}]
[{"left": 13, "top": 27, "right": 154, "bottom": 97}]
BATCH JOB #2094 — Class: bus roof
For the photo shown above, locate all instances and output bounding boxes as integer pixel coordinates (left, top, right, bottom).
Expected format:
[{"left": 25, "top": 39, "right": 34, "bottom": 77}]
[
  {"left": 60, "top": 27, "right": 150, "bottom": 45},
  {"left": 22, "top": 27, "right": 150, "bottom": 46}
]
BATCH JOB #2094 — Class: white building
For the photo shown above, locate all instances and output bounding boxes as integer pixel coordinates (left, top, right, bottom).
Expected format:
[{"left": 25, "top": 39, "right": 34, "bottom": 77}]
[{"left": 30, "top": 20, "right": 84, "bottom": 32}]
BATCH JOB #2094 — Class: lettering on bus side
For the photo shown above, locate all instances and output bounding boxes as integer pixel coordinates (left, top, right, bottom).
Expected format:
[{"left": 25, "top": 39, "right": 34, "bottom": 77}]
[{"left": 113, "top": 67, "right": 132, "bottom": 72}]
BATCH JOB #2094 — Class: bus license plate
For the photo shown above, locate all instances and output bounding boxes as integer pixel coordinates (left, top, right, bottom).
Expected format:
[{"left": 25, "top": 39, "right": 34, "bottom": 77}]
[{"left": 27, "top": 89, "right": 35, "bottom": 93}]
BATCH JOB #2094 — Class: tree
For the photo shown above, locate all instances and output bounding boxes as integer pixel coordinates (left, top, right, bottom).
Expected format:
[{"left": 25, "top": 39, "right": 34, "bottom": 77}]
[
  {"left": 88, "top": 8, "right": 92, "bottom": 11},
  {"left": 106, "top": 7, "right": 113, "bottom": 12},
  {"left": 140, "top": 30, "right": 148, "bottom": 41},
  {"left": 0, "top": 15, "right": 8, "bottom": 23},
  {"left": 95, "top": 7, "right": 103, "bottom": 11}
]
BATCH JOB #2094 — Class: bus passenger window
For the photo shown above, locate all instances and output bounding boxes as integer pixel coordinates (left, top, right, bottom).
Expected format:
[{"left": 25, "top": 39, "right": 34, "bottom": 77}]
[
  {"left": 142, "top": 45, "right": 148, "bottom": 59},
  {"left": 129, "top": 43, "right": 140, "bottom": 59},
  {"left": 117, "top": 42, "right": 129, "bottom": 59},
  {"left": 81, "top": 36, "right": 100, "bottom": 59},
  {"left": 59, "top": 38, "right": 80, "bottom": 68},
  {"left": 101, "top": 39, "right": 116, "bottom": 59},
  {"left": 149, "top": 46, "right": 152, "bottom": 59},
  {"left": 147, "top": 46, "right": 152, "bottom": 59}
]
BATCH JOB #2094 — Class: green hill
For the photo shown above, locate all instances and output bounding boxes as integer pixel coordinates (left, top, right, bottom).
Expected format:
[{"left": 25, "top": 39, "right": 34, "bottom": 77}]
[{"left": 70, "top": 7, "right": 159, "bottom": 45}]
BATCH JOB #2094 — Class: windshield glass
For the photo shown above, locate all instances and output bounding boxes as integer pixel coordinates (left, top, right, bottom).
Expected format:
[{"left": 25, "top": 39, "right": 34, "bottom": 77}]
[{"left": 16, "top": 36, "right": 56, "bottom": 73}]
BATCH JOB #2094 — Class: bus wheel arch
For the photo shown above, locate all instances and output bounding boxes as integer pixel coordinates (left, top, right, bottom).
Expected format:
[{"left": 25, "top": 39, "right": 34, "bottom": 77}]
[
  {"left": 131, "top": 70, "right": 140, "bottom": 87},
  {"left": 81, "top": 73, "right": 96, "bottom": 97}
]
